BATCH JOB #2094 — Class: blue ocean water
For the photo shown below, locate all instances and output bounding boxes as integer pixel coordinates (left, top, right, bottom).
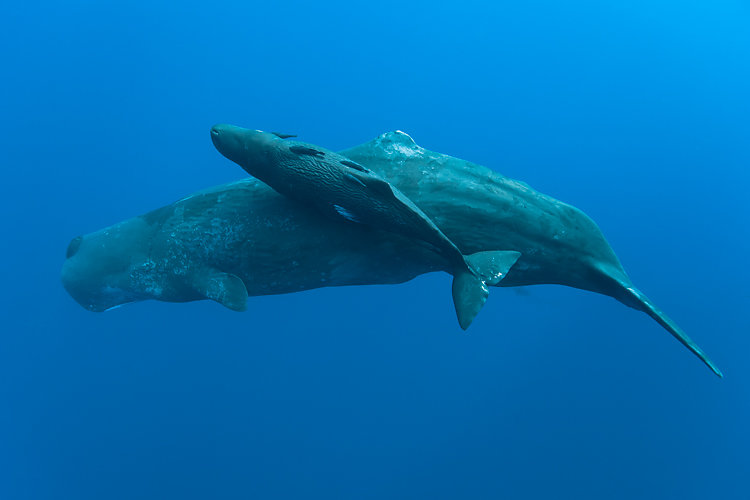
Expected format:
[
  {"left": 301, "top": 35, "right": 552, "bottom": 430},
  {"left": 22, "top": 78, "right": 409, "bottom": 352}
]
[{"left": 2, "top": 1, "right": 748, "bottom": 498}]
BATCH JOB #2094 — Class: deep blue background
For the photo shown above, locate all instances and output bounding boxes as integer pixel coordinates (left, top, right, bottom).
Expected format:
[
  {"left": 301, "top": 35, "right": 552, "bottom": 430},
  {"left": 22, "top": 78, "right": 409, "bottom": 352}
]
[{"left": 1, "top": 1, "right": 748, "bottom": 498}]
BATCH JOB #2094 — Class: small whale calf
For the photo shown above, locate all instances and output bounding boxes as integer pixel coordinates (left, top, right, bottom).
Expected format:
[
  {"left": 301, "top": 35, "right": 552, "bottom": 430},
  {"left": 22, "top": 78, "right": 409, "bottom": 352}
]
[
  {"left": 61, "top": 129, "right": 722, "bottom": 377},
  {"left": 210, "top": 124, "right": 520, "bottom": 329}
]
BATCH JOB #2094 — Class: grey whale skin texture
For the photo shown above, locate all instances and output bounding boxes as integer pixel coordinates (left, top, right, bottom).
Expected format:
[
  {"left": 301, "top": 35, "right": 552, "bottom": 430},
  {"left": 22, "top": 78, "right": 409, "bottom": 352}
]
[
  {"left": 210, "top": 124, "right": 522, "bottom": 331},
  {"left": 61, "top": 131, "right": 721, "bottom": 376}
]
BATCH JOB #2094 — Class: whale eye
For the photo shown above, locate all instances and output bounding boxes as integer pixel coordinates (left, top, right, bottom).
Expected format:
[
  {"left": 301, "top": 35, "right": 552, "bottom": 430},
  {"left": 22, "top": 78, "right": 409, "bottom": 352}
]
[{"left": 66, "top": 236, "right": 83, "bottom": 259}]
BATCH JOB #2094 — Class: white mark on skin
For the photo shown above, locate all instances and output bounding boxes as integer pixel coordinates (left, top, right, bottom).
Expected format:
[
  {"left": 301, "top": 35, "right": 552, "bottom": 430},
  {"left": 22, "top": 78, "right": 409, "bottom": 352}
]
[{"left": 333, "top": 204, "right": 360, "bottom": 223}]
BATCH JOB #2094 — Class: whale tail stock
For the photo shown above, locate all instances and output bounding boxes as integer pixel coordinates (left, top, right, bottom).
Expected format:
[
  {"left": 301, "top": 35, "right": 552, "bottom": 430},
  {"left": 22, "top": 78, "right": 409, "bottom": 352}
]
[
  {"left": 452, "top": 250, "right": 522, "bottom": 330},
  {"left": 595, "top": 263, "right": 723, "bottom": 378}
]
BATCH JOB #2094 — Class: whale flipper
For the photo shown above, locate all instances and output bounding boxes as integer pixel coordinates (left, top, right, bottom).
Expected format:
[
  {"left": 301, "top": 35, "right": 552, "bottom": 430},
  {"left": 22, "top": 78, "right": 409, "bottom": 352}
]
[
  {"left": 340, "top": 160, "right": 369, "bottom": 173},
  {"left": 342, "top": 172, "right": 368, "bottom": 189},
  {"left": 452, "top": 250, "right": 521, "bottom": 329},
  {"left": 341, "top": 167, "right": 523, "bottom": 330},
  {"left": 333, "top": 204, "right": 361, "bottom": 223},
  {"left": 343, "top": 169, "right": 395, "bottom": 197},
  {"left": 192, "top": 270, "right": 248, "bottom": 312},
  {"left": 289, "top": 145, "right": 325, "bottom": 157}
]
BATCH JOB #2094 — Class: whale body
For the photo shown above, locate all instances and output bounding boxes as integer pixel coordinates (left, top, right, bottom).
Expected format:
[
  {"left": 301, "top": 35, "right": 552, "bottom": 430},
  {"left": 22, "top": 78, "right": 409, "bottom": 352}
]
[
  {"left": 60, "top": 131, "right": 722, "bottom": 376},
  {"left": 209, "top": 124, "right": 521, "bottom": 329}
]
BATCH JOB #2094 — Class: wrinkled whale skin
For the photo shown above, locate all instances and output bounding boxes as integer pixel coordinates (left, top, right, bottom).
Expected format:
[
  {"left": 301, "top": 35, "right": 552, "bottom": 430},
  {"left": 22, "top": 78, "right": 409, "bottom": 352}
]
[{"left": 61, "top": 131, "right": 721, "bottom": 376}]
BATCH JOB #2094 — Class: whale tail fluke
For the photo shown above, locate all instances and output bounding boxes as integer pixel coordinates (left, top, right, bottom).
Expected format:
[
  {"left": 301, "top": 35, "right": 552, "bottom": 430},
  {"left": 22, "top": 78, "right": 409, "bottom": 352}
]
[
  {"left": 452, "top": 271, "right": 490, "bottom": 330},
  {"left": 595, "top": 263, "right": 723, "bottom": 378},
  {"left": 622, "top": 284, "right": 723, "bottom": 378},
  {"left": 452, "top": 250, "right": 521, "bottom": 330}
]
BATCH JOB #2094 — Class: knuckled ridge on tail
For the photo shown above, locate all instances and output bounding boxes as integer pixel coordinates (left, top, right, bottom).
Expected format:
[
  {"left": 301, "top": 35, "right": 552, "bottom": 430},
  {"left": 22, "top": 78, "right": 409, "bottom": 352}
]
[
  {"left": 595, "top": 263, "right": 723, "bottom": 378},
  {"left": 452, "top": 251, "right": 521, "bottom": 330}
]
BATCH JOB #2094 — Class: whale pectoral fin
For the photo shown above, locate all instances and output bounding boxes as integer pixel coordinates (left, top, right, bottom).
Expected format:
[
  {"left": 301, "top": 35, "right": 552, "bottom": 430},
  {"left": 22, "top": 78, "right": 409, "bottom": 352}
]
[
  {"left": 290, "top": 145, "right": 325, "bottom": 157},
  {"left": 192, "top": 270, "right": 248, "bottom": 312},
  {"left": 340, "top": 159, "right": 369, "bottom": 173},
  {"left": 346, "top": 170, "right": 396, "bottom": 197},
  {"left": 343, "top": 172, "right": 368, "bottom": 189},
  {"left": 347, "top": 170, "right": 441, "bottom": 225},
  {"left": 333, "top": 204, "right": 361, "bottom": 223}
]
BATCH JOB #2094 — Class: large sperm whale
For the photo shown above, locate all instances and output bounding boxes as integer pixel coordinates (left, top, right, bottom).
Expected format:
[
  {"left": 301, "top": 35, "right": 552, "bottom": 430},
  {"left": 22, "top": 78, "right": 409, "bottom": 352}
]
[
  {"left": 209, "top": 124, "right": 520, "bottom": 329},
  {"left": 60, "top": 130, "right": 722, "bottom": 376}
]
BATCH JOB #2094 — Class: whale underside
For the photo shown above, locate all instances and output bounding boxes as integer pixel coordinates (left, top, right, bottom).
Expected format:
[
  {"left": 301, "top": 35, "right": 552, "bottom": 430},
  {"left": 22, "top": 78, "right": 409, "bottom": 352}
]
[{"left": 60, "top": 131, "right": 722, "bottom": 376}]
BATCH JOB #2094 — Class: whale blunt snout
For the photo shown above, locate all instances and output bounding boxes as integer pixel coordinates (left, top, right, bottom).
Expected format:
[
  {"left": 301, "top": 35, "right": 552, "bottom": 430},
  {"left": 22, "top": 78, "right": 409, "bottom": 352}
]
[
  {"left": 210, "top": 124, "right": 237, "bottom": 157},
  {"left": 211, "top": 124, "right": 257, "bottom": 165},
  {"left": 210, "top": 125, "right": 223, "bottom": 148}
]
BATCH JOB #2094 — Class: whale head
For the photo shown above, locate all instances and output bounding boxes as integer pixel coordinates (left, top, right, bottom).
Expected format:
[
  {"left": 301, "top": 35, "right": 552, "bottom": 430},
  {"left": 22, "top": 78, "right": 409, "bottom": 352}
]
[
  {"left": 61, "top": 217, "right": 164, "bottom": 312},
  {"left": 210, "top": 124, "right": 279, "bottom": 179}
]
